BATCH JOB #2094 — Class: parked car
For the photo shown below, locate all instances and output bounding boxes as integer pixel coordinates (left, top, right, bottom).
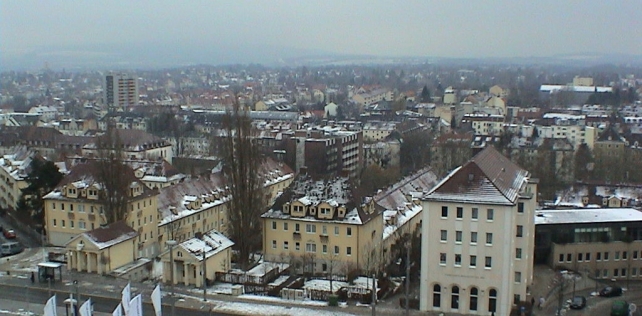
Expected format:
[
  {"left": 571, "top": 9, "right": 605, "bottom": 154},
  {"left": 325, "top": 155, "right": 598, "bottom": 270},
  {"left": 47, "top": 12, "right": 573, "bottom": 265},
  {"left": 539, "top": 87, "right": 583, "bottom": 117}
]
[
  {"left": 611, "top": 300, "right": 629, "bottom": 316},
  {"left": 570, "top": 296, "right": 586, "bottom": 309},
  {"left": 3, "top": 229, "right": 16, "bottom": 239},
  {"left": 1, "top": 242, "right": 23, "bottom": 256},
  {"left": 599, "top": 286, "right": 623, "bottom": 297}
]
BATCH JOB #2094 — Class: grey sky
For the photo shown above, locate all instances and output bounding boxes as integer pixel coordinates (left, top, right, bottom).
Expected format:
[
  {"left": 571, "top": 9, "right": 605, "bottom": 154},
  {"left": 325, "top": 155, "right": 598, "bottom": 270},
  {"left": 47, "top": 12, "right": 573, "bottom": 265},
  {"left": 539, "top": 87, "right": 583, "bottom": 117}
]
[{"left": 2, "top": 0, "right": 641, "bottom": 62}]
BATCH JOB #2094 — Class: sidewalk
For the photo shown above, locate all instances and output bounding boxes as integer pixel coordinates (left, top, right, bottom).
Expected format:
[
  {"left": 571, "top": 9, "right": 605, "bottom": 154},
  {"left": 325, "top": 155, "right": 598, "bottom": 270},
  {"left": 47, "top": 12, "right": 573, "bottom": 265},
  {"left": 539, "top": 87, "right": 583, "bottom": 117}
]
[{"left": 0, "top": 298, "right": 110, "bottom": 316}]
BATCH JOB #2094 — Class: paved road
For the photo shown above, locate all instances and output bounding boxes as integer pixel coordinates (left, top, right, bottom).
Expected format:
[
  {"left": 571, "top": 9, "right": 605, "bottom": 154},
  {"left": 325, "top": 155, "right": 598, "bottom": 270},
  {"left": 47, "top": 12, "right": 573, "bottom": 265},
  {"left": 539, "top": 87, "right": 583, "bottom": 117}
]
[
  {"left": 0, "top": 283, "right": 232, "bottom": 316},
  {"left": 542, "top": 287, "right": 642, "bottom": 316}
]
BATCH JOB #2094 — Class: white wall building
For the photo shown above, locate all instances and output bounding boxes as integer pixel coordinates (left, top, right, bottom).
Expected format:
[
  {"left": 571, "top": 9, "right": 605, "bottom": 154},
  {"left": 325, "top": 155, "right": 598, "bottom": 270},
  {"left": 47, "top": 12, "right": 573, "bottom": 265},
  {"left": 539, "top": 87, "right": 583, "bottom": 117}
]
[{"left": 420, "top": 146, "right": 537, "bottom": 315}]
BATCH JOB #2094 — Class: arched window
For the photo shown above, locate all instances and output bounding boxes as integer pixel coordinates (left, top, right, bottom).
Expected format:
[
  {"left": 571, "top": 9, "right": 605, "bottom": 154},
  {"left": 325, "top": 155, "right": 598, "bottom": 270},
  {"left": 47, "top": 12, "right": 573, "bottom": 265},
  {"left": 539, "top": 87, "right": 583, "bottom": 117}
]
[
  {"left": 451, "top": 286, "right": 460, "bottom": 309},
  {"left": 469, "top": 287, "right": 478, "bottom": 311},
  {"left": 433, "top": 284, "right": 441, "bottom": 308},
  {"left": 488, "top": 289, "right": 497, "bottom": 313}
]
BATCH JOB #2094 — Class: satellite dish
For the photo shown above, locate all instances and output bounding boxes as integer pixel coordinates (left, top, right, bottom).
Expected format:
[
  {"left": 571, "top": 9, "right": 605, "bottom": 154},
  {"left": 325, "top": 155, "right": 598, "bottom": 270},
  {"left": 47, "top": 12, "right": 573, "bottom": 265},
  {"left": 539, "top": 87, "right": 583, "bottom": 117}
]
[{"left": 629, "top": 303, "right": 636, "bottom": 313}]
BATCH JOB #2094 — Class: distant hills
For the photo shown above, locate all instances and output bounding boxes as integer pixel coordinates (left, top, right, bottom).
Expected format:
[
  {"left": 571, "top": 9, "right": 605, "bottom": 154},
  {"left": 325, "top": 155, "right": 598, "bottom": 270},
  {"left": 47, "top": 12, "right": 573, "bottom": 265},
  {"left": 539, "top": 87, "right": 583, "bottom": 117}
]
[{"left": 2, "top": 41, "right": 641, "bottom": 71}]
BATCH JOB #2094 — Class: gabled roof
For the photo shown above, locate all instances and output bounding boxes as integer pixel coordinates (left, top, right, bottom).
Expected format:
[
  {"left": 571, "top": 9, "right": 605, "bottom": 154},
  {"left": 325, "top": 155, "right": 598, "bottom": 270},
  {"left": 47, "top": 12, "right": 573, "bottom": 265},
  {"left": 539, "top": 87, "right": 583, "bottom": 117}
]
[
  {"left": 66, "top": 221, "right": 137, "bottom": 250},
  {"left": 424, "top": 146, "right": 529, "bottom": 205}
]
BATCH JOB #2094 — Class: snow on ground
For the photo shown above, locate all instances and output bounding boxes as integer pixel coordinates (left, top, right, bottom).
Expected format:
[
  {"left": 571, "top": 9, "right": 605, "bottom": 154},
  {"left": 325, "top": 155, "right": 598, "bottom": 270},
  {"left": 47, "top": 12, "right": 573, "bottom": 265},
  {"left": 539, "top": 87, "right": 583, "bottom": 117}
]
[
  {"left": 303, "top": 279, "right": 348, "bottom": 293},
  {"left": 152, "top": 259, "right": 163, "bottom": 279},
  {"left": 238, "top": 294, "right": 328, "bottom": 307},
  {"left": 213, "top": 300, "right": 355, "bottom": 316},
  {"left": 246, "top": 262, "right": 289, "bottom": 277},
  {"left": 352, "top": 277, "right": 377, "bottom": 290}
]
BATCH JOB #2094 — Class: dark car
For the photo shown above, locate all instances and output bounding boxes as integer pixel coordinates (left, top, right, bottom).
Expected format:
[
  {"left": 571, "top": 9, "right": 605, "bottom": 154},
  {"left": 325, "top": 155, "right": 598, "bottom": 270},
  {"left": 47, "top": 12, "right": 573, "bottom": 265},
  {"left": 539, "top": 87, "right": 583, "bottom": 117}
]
[
  {"left": 599, "top": 286, "right": 623, "bottom": 297},
  {"left": 3, "top": 229, "right": 16, "bottom": 239},
  {"left": 570, "top": 296, "right": 586, "bottom": 309}
]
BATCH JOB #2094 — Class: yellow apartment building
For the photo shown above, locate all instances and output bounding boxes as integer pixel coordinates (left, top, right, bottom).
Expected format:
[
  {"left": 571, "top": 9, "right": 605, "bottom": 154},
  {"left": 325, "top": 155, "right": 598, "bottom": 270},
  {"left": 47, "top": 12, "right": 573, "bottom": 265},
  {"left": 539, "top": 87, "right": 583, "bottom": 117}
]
[
  {"left": 43, "top": 162, "right": 160, "bottom": 258},
  {"left": 0, "top": 147, "right": 34, "bottom": 210},
  {"left": 261, "top": 176, "right": 384, "bottom": 275},
  {"left": 156, "top": 157, "right": 294, "bottom": 246}
]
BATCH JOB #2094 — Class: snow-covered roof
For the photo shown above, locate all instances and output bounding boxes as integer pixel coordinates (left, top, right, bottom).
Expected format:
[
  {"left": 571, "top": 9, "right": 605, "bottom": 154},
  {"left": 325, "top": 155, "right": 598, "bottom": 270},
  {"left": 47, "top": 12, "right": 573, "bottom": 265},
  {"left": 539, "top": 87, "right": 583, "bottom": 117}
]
[
  {"left": 178, "top": 230, "right": 234, "bottom": 261},
  {"left": 535, "top": 208, "right": 642, "bottom": 225}
]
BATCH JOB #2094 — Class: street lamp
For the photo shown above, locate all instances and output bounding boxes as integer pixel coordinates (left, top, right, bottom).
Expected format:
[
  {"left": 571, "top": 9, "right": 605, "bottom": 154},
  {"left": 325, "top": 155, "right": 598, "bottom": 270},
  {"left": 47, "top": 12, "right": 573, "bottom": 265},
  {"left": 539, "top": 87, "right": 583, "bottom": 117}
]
[{"left": 166, "top": 240, "right": 178, "bottom": 316}]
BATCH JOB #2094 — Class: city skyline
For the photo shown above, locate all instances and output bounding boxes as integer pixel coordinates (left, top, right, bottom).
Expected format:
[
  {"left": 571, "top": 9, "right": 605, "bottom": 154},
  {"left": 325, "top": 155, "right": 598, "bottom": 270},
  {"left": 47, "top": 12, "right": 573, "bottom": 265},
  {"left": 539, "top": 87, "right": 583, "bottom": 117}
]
[{"left": 2, "top": 1, "right": 641, "bottom": 69}]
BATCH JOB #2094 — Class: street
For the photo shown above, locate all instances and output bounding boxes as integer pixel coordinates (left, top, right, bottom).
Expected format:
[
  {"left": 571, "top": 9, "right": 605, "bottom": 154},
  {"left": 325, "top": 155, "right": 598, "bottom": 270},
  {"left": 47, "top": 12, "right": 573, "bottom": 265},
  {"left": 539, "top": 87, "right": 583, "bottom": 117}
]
[
  {"left": 0, "top": 283, "right": 231, "bottom": 316},
  {"left": 541, "top": 287, "right": 642, "bottom": 316}
]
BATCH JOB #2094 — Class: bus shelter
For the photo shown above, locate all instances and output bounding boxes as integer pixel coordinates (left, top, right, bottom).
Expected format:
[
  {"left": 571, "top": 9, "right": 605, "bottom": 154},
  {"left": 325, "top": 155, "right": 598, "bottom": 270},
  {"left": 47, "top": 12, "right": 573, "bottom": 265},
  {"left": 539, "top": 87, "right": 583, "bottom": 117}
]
[{"left": 38, "top": 262, "right": 63, "bottom": 283}]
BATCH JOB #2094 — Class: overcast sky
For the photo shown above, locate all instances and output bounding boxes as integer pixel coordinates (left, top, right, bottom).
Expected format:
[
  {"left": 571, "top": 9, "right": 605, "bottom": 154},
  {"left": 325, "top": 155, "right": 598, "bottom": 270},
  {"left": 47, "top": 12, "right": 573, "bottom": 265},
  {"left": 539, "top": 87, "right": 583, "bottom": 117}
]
[{"left": 2, "top": 0, "right": 641, "bottom": 64}]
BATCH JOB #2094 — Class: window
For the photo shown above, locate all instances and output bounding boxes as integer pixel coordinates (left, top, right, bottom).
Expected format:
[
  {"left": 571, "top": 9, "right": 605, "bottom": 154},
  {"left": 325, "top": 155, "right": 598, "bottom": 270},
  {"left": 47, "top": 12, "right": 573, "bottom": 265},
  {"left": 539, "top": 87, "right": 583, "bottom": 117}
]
[
  {"left": 455, "top": 254, "right": 462, "bottom": 266},
  {"left": 456, "top": 207, "right": 463, "bottom": 219},
  {"left": 471, "top": 208, "right": 478, "bottom": 220},
  {"left": 469, "top": 287, "right": 478, "bottom": 311},
  {"left": 441, "top": 206, "right": 448, "bottom": 218},
  {"left": 295, "top": 223, "right": 300, "bottom": 232},
  {"left": 621, "top": 268, "right": 627, "bottom": 277},
  {"left": 70, "top": 220, "right": 74, "bottom": 228},
  {"left": 70, "top": 204, "right": 74, "bottom": 212},
  {"left": 604, "top": 252, "right": 609, "bottom": 260},
  {"left": 615, "top": 251, "right": 620, "bottom": 260},
  {"left": 451, "top": 286, "right": 459, "bottom": 309},
  {"left": 516, "top": 248, "right": 523, "bottom": 259},
  {"left": 78, "top": 205, "right": 84, "bottom": 213},
  {"left": 283, "top": 241, "right": 289, "bottom": 250},
  {"left": 439, "top": 253, "right": 447, "bottom": 265},
  {"left": 603, "top": 269, "right": 608, "bottom": 277},
  {"left": 567, "top": 253, "right": 572, "bottom": 262},
  {"left": 306, "top": 243, "right": 316, "bottom": 253},
  {"left": 487, "top": 208, "right": 494, "bottom": 220},
  {"left": 334, "top": 246, "right": 339, "bottom": 255},
  {"left": 559, "top": 254, "right": 564, "bottom": 263},
  {"left": 455, "top": 231, "right": 462, "bottom": 243},
  {"left": 585, "top": 252, "right": 591, "bottom": 261},
  {"left": 485, "top": 256, "right": 492, "bottom": 268},
  {"left": 597, "top": 252, "right": 602, "bottom": 261},
  {"left": 440, "top": 230, "right": 448, "bottom": 242},
  {"left": 470, "top": 232, "right": 477, "bottom": 244},
  {"left": 347, "top": 227, "right": 352, "bottom": 236},
  {"left": 346, "top": 247, "right": 352, "bottom": 256},
  {"left": 53, "top": 219, "right": 57, "bottom": 226},
  {"left": 633, "top": 268, "right": 638, "bottom": 276},
  {"left": 322, "top": 225, "right": 327, "bottom": 235},
  {"left": 516, "top": 225, "right": 523, "bottom": 237},
  {"left": 283, "top": 222, "right": 288, "bottom": 231},
  {"left": 306, "top": 224, "right": 316, "bottom": 233},
  {"left": 470, "top": 255, "right": 477, "bottom": 267},
  {"left": 614, "top": 269, "right": 619, "bottom": 277},
  {"left": 486, "top": 233, "right": 493, "bottom": 245},
  {"left": 488, "top": 289, "right": 497, "bottom": 313},
  {"left": 52, "top": 203, "right": 56, "bottom": 210},
  {"left": 623, "top": 251, "right": 628, "bottom": 260},
  {"left": 79, "top": 221, "right": 86, "bottom": 230},
  {"left": 334, "top": 226, "right": 339, "bottom": 235},
  {"left": 295, "top": 242, "right": 300, "bottom": 251},
  {"left": 61, "top": 203, "right": 65, "bottom": 211},
  {"left": 433, "top": 284, "right": 441, "bottom": 308},
  {"left": 515, "top": 271, "right": 521, "bottom": 283},
  {"left": 62, "top": 220, "right": 65, "bottom": 227},
  {"left": 322, "top": 244, "right": 327, "bottom": 254},
  {"left": 634, "top": 251, "right": 639, "bottom": 259},
  {"left": 517, "top": 202, "right": 524, "bottom": 213},
  {"left": 271, "top": 240, "right": 276, "bottom": 249},
  {"left": 578, "top": 253, "right": 583, "bottom": 262}
]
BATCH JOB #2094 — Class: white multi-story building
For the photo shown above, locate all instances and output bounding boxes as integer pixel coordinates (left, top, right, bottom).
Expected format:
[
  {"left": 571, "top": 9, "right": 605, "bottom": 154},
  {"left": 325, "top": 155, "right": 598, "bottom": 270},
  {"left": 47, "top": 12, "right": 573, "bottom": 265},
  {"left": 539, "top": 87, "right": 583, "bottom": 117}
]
[{"left": 420, "top": 146, "right": 537, "bottom": 315}]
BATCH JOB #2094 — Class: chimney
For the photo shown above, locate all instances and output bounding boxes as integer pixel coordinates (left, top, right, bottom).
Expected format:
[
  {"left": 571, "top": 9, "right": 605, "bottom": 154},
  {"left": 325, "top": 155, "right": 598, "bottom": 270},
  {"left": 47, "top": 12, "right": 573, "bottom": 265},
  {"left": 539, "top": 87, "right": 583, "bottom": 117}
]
[{"left": 195, "top": 232, "right": 204, "bottom": 240}]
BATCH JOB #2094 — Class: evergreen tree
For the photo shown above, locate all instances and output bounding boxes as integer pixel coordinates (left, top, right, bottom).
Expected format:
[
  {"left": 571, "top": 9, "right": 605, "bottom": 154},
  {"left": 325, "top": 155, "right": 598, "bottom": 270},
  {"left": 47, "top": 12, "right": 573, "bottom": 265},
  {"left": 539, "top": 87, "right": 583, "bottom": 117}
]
[{"left": 420, "top": 85, "right": 431, "bottom": 103}]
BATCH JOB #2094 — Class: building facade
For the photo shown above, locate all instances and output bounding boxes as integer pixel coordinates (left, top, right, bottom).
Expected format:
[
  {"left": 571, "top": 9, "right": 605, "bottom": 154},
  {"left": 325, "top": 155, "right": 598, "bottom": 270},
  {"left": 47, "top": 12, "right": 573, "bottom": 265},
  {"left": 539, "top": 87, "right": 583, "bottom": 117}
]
[
  {"left": 43, "top": 162, "right": 160, "bottom": 258},
  {"left": 104, "top": 73, "right": 139, "bottom": 109},
  {"left": 420, "top": 146, "right": 537, "bottom": 315}
]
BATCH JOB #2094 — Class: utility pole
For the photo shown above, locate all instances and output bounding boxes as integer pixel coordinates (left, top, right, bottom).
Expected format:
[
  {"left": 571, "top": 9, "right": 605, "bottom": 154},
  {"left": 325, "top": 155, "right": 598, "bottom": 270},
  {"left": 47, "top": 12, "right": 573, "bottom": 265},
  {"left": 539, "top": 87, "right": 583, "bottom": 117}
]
[
  {"left": 167, "top": 240, "right": 177, "bottom": 316},
  {"left": 405, "top": 237, "right": 411, "bottom": 316},
  {"left": 203, "top": 247, "right": 207, "bottom": 302},
  {"left": 557, "top": 275, "right": 565, "bottom": 316},
  {"left": 371, "top": 273, "right": 376, "bottom": 316}
]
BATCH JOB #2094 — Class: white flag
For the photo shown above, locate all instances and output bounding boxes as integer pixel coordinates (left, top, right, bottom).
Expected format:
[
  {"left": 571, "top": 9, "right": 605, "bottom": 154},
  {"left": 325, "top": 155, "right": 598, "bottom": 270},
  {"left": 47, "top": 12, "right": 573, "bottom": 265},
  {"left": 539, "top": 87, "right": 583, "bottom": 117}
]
[
  {"left": 151, "top": 284, "right": 162, "bottom": 316},
  {"left": 112, "top": 303, "right": 122, "bottom": 316},
  {"left": 128, "top": 294, "right": 143, "bottom": 316},
  {"left": 121, "top": 282, "right": 131, "bottom": 316},
  {"left": 79, "top": 298, "right": 92, "bottom": 316},
  {"left": 44, "top": 294, "right": 58, "bottom": 316}
]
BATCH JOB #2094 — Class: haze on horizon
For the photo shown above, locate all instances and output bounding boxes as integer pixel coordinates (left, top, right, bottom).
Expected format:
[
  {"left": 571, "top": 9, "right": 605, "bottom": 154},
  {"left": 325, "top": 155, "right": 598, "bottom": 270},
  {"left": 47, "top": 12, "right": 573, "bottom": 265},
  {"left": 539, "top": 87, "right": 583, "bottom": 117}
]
[{"left": 2, "top": 0, "right": 641, "bottom": 69}]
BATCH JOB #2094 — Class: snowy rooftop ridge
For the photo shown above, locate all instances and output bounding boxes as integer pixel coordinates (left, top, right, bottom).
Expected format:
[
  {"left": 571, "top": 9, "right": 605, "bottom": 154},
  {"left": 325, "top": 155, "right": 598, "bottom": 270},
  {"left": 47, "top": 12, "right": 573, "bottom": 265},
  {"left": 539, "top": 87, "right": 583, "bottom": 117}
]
[{"left": 178, "top": 229, "right": 234, "bottom": 260}]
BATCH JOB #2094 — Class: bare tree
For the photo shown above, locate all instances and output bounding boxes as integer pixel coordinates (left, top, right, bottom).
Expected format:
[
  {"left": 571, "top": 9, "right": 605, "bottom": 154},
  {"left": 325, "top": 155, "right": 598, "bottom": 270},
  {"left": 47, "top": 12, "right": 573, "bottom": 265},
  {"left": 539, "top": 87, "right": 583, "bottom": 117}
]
[
  {"left": 220, "top": 101, "right": 267, "bottom": 270},
  {"left": 95, "top": 123, "right": 131, "bottom": 224}
]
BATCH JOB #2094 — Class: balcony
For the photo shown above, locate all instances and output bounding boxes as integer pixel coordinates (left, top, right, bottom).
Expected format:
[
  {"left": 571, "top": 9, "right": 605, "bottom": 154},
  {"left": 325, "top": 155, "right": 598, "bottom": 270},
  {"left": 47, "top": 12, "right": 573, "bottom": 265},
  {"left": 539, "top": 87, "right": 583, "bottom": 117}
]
[
  {"left": 67, "top": 212, "right": 75, "bottom": 220},
  {"left": 137, "top": 210, "right": 143, "bottom": 218},
  {"left": 320, "top": 235, "right": 329, "bottom": 244},
  {"left": 88, "top": 214, "right": 96, "bottom": 221},
  {"left": 293, "top": 232, "right": 301, "bottom": 241}
]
